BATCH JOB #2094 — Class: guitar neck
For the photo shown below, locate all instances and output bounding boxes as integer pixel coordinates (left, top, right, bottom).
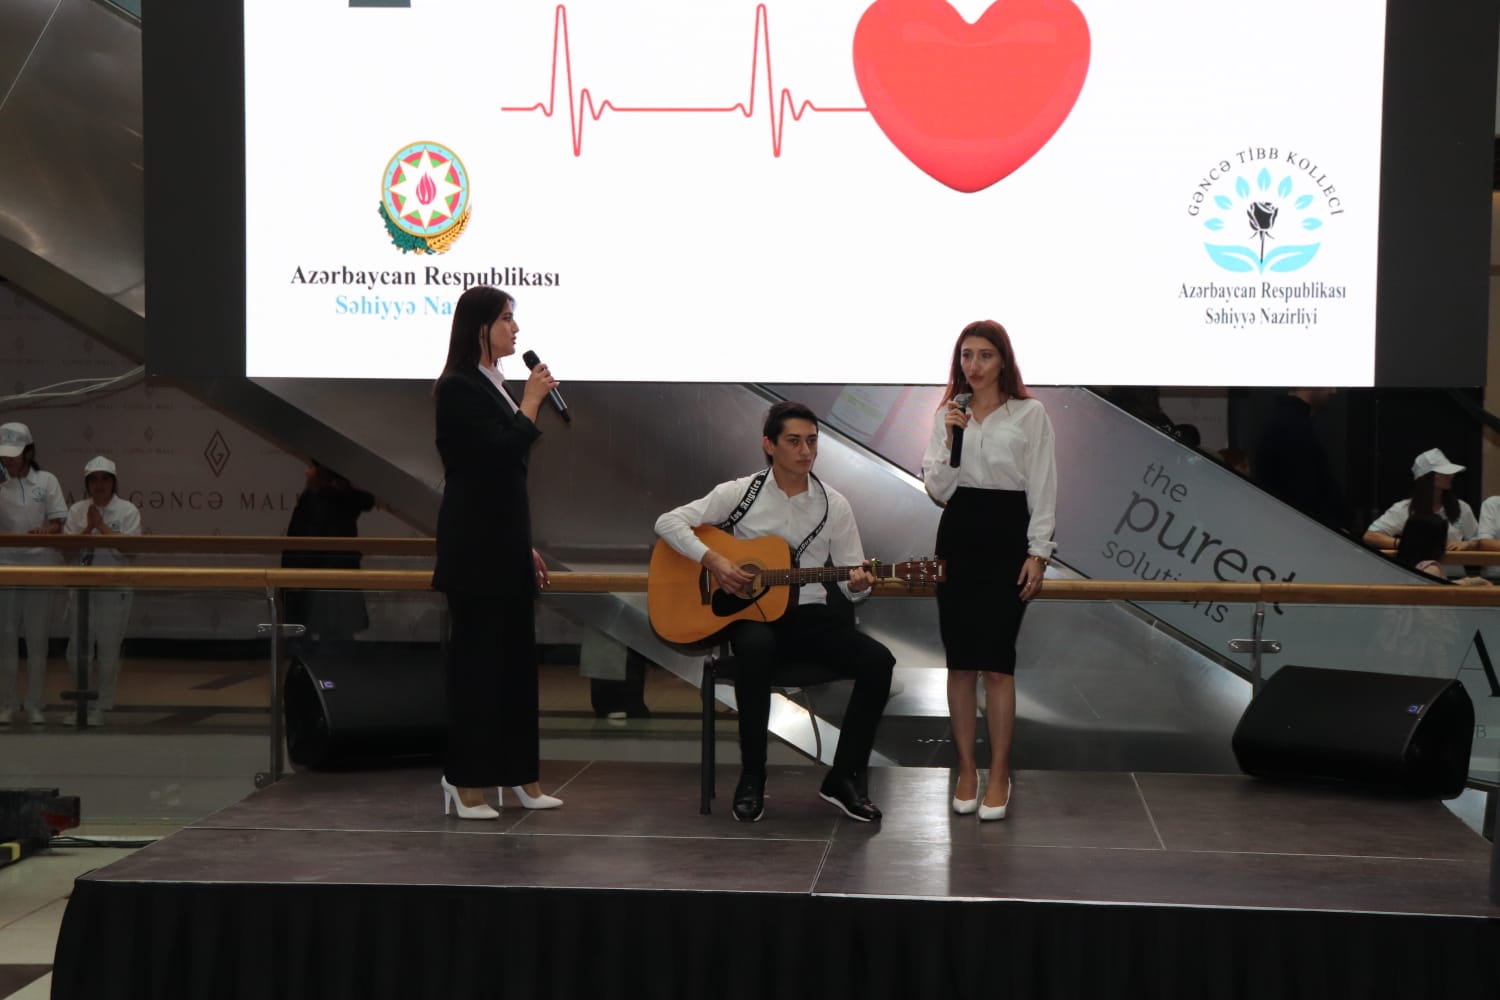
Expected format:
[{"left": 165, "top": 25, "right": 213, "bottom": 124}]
[{"left": 758, "top": 564, "right": 879, "bottom": 588}]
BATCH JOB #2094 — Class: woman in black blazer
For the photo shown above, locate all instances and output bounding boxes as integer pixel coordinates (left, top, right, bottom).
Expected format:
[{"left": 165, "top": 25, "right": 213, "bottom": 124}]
[{"left": 432, "top": 285, "right": 563, "bottom": 818}]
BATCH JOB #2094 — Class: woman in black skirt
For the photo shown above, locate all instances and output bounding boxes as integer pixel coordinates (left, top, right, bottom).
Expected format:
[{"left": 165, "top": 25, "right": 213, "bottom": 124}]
[{"left": 921, "top": 320, "right": 1057, "bottom": 820}]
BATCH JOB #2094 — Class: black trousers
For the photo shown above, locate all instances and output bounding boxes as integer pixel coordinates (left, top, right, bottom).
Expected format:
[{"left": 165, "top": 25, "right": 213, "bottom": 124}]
[
  {"left": 726, "top": 603, "right": 894, "bottom": 778},
  {"left": 443, "top": 590, "right": 539, "bottom": 788}
]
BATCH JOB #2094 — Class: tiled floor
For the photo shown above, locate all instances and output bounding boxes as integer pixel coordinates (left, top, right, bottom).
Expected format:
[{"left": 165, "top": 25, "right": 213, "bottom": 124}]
[{"left": 0, "top": 822, "right": 180, "bottom": 1000}]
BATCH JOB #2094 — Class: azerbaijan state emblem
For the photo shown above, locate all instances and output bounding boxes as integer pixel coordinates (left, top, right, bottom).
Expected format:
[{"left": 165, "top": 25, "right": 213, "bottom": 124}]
[{"left": 379, "top": 141, "right": 470, "bottom": 254}]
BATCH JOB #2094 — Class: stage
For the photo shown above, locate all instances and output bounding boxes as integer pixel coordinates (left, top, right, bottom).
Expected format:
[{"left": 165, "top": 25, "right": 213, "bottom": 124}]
[{"left": 52, "top": 762, "right": 1500, "bottom": 999}]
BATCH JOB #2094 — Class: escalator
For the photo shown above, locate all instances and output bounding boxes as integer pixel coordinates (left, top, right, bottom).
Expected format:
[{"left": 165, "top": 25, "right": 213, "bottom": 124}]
[{"left": 0, "top": 0, "right": 143, "bottom": 355}]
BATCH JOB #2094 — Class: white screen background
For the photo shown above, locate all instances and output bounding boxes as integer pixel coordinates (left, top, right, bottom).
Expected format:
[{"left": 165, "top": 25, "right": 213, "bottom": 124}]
[{"left": 244, "top": 0, "right": 1386, "bottom": 385}]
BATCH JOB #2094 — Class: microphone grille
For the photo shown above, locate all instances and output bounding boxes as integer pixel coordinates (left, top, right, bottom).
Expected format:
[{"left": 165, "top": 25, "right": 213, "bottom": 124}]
[
  {"left": 521, "top": 350, "right": 540, "bottom": 369},
  {"left": 953, "top": 393, "right": 972, "bottom": 410}
]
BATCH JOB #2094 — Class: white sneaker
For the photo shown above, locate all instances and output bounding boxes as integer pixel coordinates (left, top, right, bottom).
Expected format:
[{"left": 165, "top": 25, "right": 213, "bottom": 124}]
[
  {"left": 86, "top": 708, "right": 104, "bottom": 727},
  {"left": 0, "top": 707, "right": 11, "bottom": 726},
  {"left": 25, "top": 707, "right": 45, "bottom": 726}
]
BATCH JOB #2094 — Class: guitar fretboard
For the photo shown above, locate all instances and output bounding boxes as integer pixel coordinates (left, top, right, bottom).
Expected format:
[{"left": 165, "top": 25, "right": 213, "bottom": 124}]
[{"left": 755, "top": 565, "right": 882, "bottom": 587}]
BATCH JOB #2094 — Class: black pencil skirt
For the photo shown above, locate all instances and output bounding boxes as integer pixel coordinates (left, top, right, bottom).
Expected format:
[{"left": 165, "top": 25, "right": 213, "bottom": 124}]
[{"left": 934, "top": 487, "right": 1032, "bottom": 675}]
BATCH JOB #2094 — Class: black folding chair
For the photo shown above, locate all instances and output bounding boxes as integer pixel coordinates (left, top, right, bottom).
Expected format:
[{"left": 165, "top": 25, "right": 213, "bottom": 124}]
[{"left": 699, "top": 647, "right": 841, "bottom": 814}]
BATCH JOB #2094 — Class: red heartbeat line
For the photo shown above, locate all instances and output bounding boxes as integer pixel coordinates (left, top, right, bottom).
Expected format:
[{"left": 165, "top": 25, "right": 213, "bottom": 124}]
[{"left": 501, "top": 4, "right": 868, "bottom": 156}]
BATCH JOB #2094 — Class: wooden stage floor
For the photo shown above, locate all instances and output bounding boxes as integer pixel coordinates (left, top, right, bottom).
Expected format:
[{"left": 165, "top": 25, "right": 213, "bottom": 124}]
[{"left": 51, "top": 762, "right": 1500, "bottom": 999}]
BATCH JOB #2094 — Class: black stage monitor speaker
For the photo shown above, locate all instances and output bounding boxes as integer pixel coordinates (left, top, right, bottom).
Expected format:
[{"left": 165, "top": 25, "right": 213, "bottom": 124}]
[
  {"left": 1232, "top": 665, "right": 1474, "bottom": 798},
  {"left": 284, "top": 643, "right": 446, "bottom": 769}
]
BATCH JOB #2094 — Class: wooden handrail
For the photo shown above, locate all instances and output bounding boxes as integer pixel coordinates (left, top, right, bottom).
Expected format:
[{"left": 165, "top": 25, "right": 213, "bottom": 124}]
[
  {"left": 0, "top": 533, "right": 433, "bottom": 555},
  {"left": 3, "top": 535, "right": 1496, "bottom": 569},
  {"left": 0, "top": 566, "right": 1495, "bottom": 607}
]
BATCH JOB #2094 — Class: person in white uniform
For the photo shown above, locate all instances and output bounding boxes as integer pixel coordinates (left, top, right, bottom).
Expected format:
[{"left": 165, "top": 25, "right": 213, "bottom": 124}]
[
  {"left": 1363, "top": 448, "right": 1478, "bottom": 550},
  {"left": 63, "top": 456, "right": 142, "bottom": 726},
  {"left": 0, "top": 422, "right": 67, "bottom": 726}
]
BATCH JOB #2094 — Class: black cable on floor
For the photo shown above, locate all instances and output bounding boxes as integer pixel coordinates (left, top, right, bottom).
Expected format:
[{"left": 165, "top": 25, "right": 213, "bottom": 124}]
[{"left": 48, "top": 836, "right": 158, "bottom": 849}]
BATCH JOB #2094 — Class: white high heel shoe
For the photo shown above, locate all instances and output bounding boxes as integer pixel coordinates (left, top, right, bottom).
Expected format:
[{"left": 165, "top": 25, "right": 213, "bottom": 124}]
[
  {"left": 952, "top": 773, "right": 979, "bottom": 815},
  {"left": 978, "top": 778, "right": 1012, "bottom": 822},
  {"left": 440, "top": 777, "right": 499, "bottom": 820},
  {"left": 503, "top": 785, "right": 563, "bottom": 810}
]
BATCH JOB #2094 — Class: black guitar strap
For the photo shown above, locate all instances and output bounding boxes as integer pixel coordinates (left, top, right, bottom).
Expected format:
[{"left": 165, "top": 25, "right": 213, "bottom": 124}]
[
  {"left": 718, "top": 470, "right": 828, "bottom": 566},
  {"left": 717, "top": 470, "right": 768, "bottom": 533}
]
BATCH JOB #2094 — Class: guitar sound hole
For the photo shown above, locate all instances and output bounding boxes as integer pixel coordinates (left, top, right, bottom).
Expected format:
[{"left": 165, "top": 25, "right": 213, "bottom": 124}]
[{"left": 709, "top": 562, "right": 768, "bottom": 618}]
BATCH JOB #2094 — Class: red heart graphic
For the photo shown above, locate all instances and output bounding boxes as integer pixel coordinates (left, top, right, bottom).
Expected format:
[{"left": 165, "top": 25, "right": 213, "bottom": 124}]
[{"left": 852, "top": 0, "right": 1091, "bottom": 193}]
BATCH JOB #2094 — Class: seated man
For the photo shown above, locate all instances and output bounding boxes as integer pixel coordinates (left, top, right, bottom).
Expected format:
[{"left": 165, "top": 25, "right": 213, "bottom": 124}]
[{"left": 655, "top": 401, "right": 894, "bottom": 823}]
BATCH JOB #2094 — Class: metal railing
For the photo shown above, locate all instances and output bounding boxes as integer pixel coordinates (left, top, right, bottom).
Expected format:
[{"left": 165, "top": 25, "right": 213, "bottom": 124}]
[{"left": 2, "top": 533, "right": 1499, "bottom": 786}]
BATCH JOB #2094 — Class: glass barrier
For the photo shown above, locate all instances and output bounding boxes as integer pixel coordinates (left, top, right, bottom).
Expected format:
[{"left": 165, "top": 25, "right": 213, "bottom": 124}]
[
  {"left": 0, "top": 560, "right": 1494, "bottom": 827},
  {"left": 0, "top": 584, "right": 268, "bottom": 822},
  {"left": 1135, "top": 599, "right": 1500, "bottom": 784}
]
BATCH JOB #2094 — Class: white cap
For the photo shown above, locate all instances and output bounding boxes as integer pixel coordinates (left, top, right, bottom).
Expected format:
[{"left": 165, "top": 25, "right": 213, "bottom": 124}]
[
  {"left": 0, "top": 422, "right": 32, "bottom": 458},
  {"left": 83, "top": 455, "right": 117, "bottom": 478},
  {"left": 1411, "top": 448, "right": 1464, "bottom": 479}
]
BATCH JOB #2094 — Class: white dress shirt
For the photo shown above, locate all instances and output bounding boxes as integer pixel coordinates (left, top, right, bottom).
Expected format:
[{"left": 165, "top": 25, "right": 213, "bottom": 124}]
[
  {"left": 920, "top": 396, "right": 1058, "bottom": 559},
  {"left": 655, "top": 471, "right": 869, "bottom": 606}
]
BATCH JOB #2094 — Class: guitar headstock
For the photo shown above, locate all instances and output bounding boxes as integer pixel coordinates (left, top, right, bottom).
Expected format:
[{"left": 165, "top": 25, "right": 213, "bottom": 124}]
[{"left": 890, "top": 558, "right": 946, "bottom": 584}]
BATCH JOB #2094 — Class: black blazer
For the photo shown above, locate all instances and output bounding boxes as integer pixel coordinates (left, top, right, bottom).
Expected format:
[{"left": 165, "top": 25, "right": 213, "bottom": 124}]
[{"left": 431, "top": 368, "right": 542, "bottom": 596}]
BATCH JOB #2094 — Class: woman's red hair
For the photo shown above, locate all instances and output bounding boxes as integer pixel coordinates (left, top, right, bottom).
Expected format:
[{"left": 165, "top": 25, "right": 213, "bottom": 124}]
[{"left": 942, "top": 320, "right": 1031, "bottom": 405}]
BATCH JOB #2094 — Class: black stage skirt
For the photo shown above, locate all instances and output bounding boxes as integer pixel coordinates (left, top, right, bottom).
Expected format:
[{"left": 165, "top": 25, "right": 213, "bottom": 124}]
[{"left": 934, "top": 487, "right": 1031, "bottom": 675}]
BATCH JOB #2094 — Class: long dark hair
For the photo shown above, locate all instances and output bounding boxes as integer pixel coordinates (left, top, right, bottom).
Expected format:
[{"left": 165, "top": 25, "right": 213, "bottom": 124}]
[
  {"left": 14, "top": 444, "right": 40, "bottom": 472},
  {"left": 1393, "top": 512, "right": 1450, "bottom": 570},
  {"left": 941, "top": 320, "right": 1031, "bottom": 405},
  {"left": 438, "top": 286, "right": 514, "bottom": 381},
  {"left": 1409, "top": 472, "right": 1460, "bottom": 524}
]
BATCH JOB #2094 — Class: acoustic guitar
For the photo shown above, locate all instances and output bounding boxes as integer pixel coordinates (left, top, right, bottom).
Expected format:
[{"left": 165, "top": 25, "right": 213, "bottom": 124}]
[{"left": 648, "top": 525, "right": 946, "bottom": 644}]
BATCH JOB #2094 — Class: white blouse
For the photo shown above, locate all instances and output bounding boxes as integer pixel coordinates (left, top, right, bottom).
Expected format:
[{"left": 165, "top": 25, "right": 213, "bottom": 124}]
[
  {"left": 1475, "top": 496, "right": 1500, "bottom": 540},
  {"left": 477, "top": 363, "right": 520, "bottom": 412},
  {"left": 920, "top": 396, "right": 1058, "bottom": 559},
  {"left": 1367, "top": 498, "right": 1477, "bottom": 543}
]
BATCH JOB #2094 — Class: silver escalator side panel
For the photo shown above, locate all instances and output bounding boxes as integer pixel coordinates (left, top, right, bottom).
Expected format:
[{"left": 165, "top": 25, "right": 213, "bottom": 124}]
[{"left": 0, "top": 0, "right": 144, "bottom": 355}]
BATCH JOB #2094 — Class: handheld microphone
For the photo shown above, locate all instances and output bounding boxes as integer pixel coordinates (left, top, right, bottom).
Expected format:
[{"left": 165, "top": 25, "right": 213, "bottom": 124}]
[
  {"left": 521, "top": 350, "right": 571, "bottom": 423},
  {"left": 949, "top": 393, "right": 971, "bottom": 468}
]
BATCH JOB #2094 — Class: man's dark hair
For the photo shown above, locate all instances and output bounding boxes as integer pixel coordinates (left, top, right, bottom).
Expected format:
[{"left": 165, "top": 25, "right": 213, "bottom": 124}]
[
  {"left": 763, "top": 401, "right": 818, "bottom": 442},
  {"left": 762, "top": 401, "right": 818, "bottom": 464}
]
